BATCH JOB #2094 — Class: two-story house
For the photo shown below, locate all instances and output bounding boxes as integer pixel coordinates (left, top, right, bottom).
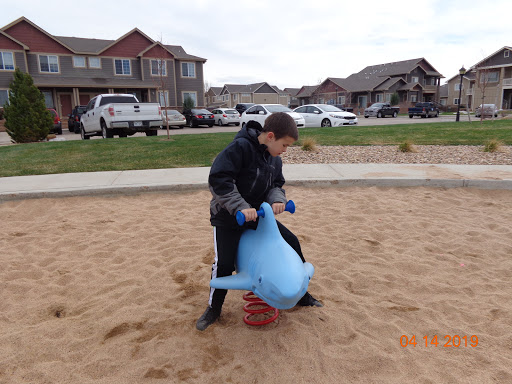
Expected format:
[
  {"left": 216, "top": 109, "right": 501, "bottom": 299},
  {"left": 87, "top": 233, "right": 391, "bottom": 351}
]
[
  {"left": 0, "top": 17, "right": 206, "bottom": 119},
  {"left": 446, "top": 46, "right": 512, "bottom": 111},
  {"left": 296, "top": 58, "right": 443, "bottom": 113}
]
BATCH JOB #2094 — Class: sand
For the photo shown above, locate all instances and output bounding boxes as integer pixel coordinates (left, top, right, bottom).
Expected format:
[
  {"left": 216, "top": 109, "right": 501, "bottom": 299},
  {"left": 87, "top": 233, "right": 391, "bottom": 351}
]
[{"left": 1, "top": 186, "right": 511, "bottom": 383}]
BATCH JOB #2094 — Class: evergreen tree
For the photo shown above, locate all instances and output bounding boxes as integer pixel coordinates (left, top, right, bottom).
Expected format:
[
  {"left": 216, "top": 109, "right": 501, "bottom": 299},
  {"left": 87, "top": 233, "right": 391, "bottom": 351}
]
[
  {"left": 182, "top": 95, "right": 195, "bottom": 111},
  {"left": 4, "top": 68, "right": 52, "bottom": 143},
  {"left": 390, "top": 92, "right": 400, "bottom": 106}
]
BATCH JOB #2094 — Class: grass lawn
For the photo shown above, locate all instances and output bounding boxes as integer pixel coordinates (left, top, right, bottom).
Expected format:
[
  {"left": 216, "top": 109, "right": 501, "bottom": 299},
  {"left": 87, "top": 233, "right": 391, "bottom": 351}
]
[{"left": 1, "top": 120, "right": 511, "bottom": 177}]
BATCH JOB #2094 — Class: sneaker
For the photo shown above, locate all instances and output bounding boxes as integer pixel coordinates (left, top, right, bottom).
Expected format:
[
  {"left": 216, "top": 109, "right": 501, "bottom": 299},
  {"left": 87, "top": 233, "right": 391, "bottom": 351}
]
[
  {"left": 297, "top": 292, "right": 323, "bottom": 307},
  {"left": 196, "top": 306, "right": 221, "bottom": 331}
]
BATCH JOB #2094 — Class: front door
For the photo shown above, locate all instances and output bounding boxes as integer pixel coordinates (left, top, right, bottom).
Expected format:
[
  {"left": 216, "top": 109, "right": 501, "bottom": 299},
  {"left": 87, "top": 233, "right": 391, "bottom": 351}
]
[
  {"left": 358, "top": 96, "right": 367, "bottom": 109},
  {"left": 58, "top": 93, "right": 73, "bottom": 119}
]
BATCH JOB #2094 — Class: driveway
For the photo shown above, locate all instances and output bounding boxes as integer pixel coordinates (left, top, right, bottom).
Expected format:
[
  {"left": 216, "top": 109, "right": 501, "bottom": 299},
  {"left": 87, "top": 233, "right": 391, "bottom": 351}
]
[{"left": 0, "top": 114, "right": 465, "bottom": 146}]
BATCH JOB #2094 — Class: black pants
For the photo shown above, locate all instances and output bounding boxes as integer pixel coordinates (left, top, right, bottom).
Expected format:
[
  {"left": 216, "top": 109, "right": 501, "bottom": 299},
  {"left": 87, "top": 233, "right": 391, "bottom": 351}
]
[{"left": 208, "top": 221, "right": 305, "bottom": 311}]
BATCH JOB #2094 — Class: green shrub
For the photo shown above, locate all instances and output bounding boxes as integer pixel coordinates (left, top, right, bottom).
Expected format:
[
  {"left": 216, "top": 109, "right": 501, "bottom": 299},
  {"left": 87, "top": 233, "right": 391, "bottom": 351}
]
[
  {"left": 398, "top": 140, "right": 417, "bottom": 153},
  {"left": 483, "top": 139, "right": 503, "bottom": 153},
  {"left": 4, "top": 68, "right": 52, "bottom": 143}
]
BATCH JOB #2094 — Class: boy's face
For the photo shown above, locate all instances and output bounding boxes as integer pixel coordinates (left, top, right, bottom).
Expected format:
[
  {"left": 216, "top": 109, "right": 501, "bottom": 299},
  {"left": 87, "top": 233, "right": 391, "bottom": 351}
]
[{"left": 266, "top": 134, "right": 296, "bottom": 157}]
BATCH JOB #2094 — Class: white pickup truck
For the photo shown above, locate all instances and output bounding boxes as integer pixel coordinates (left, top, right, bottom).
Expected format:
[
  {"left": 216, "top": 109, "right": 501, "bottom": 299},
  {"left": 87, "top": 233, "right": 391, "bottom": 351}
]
[{"left": 80, "top": 94, "right": 163, "bottom": 139}]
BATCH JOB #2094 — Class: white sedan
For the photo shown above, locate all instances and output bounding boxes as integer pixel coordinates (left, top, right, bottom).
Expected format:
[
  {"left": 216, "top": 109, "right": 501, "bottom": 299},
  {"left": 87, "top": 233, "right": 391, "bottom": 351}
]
[
  {"left": 161, "top": 110, "right": 186, "bottom": 128},
  {"left": 240, "top": 104, "right": 305, "bottom": 129},
  {"left": 211, "top": 108, "right": 241, "bottom": 126},
  {"left": 293, "top": 104, "right": 358, "bottom": 127}
]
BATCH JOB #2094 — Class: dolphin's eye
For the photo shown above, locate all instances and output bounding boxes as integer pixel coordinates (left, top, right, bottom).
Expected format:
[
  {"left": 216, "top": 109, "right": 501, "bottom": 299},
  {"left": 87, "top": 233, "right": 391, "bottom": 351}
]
[{"left": 258, "top": 276, "right": 263, "bottom": 284}]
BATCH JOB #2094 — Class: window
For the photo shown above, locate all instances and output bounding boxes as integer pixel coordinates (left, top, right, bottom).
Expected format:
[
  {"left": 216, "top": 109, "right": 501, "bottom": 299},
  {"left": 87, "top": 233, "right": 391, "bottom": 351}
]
[
  {"left": 151, "top": 59, "right": 167, "bottom": 76},
  {"left": 505, "top": 50, "right": 510, "bottom": 58},
  {"left": 386, "top": 93, "right": 391, "bottom": 102},
  {"left": 114, "top": 59, "right": 131, "bottom": 75},
  {"left": 242, "top": 93, "right": 251, "bottom": 97},
  {"left": 454, "top": 98, "right": 460, "bottom": 105},
  {"left": 89, "top": 57, "right": 101, "bottom": 69},
  {"left": 411, "top": 94, "right": 417, "bottom": 102},
  {"left": 454, "top": 83, "right": 461, "bottom": 91},
  {"left": 376, "top": 94, "right": 383, "bottom": 102},
  {"left": 0, "top": 89, "right": 9, "bottom": 106},
  {"left": 233, "top": 94, "right": 237, "bottom": 101},
  {"left": 39, "top": 55, "right": 59, "bottom": 73},
  {"left": 440, "top": 99, "right": 446, "bottom": 106},
  {"left": 181, "top": 62, "right": 195, "bottom": 78},
  {"left": 294, "top": 106, "right": 307, "bottom": 113},
  {"left": 0, "top": 52, "right": 15, "bottom": 70},
  {"left": 182, "top": 92, "right": 197, "bottom": 106},
  {"left": 412, "top": 76, "right": 419, "bottom": 83},
  {"left": 431, "top": 78, "right": 436, "bottom": 85},
  {"left": 41, "top": 91, "right": 54, "bottom": 108},
  {"left": 338, "top": 95, "right": 345, "bottom": 105},
  {"left": 158, "top": 91, "right": 169, "bottom": 106},
  {"left": 73, "top": 56, "right": 86, "bottom": 68}
]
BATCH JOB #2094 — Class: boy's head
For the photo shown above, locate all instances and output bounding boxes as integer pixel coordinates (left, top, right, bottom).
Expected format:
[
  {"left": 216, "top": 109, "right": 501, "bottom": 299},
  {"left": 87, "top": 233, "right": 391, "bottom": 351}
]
[{"left": 262, "top": 112, "right": 299, "bottom": 141}]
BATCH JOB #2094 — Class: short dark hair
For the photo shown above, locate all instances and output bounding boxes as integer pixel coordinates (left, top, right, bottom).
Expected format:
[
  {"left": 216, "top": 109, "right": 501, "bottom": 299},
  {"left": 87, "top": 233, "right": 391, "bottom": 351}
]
[{"left": 262, "top": 112, "right": 299, "bottom": 141}]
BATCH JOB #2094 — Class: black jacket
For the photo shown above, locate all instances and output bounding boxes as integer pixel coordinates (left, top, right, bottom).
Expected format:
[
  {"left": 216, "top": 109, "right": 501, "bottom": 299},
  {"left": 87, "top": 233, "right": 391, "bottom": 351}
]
[{"left": 209, "top": 124, "right": 287, "bottom": 228}]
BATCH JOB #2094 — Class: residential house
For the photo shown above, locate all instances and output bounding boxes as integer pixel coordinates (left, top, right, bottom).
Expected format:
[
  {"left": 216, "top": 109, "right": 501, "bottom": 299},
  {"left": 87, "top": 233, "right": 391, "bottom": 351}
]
[
  {"left": 446, "top": 46, "right": 512, "bottom": 111},
  {"left": 295, "top": 85, "right": 320, "bottom": 106},
  {"left": 205, "top": 86, "right": 223, "bottom": 108},
  {"left": 296, "top": 58, "right": 443, "bottom": 114},
  {"left": 0, "top": 17, "right": 207, "bottom": 119},
  {"left": 284, "top": 87, "right": 300, "bottom": 108},
  {"left": 207, "top": 82, "right": 289, "bottom": 109}
]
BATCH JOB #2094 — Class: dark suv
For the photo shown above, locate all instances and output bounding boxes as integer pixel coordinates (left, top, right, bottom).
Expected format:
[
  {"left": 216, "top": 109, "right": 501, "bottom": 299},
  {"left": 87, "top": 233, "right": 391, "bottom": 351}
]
[
  {"left": 235, "top": 103, "right": 255, "bottom": 116},
  {"left": 67, "top": 105, "right": 87, "bottom": 133},
  {"left": 182, "top": 108, "right": 215, "bottom": 127}
]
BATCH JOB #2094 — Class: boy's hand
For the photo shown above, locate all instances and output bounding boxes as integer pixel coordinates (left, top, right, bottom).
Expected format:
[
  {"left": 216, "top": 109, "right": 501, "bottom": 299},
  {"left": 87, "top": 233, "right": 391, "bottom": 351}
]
[
  {"left": 240, "top": 208, "right": 258, "bottom": 222},
  {"left": 272, "top": 202, "right": 286, "bottom": 215}
]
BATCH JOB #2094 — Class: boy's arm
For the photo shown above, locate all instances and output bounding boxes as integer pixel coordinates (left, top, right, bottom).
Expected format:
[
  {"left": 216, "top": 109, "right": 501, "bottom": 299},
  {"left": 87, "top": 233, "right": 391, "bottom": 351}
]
[
  {"left": 209, "top": 142, "right": 251, "bottom": 215},
  {"left": 266, "top": 158, "right": 287, "bottom": 205}
]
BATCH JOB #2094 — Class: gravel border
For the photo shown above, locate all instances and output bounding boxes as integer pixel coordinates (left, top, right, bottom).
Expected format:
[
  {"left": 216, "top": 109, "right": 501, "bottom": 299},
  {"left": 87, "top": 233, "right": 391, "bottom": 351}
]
[{"left": 281, "top": 145, "right": 512, "bottom": 165}]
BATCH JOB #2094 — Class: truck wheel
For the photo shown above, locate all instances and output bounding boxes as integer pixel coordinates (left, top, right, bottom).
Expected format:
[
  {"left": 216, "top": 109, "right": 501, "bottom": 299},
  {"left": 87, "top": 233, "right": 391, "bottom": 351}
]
[
  {"left": 409, "top": 115, "right": 413, "bottom": 118},
  {"left": 434, "top": 111, "right": 439, "bottom": 117},
  {"left": 377, "top": 112, "right": 382, "bottom": 118},
  {"left": 364, "top": 116, "right": 369, "bottom": 118},
  {"left": 392, "top": 111, "right": 397, "bottom": 118},
  {"left": 101, "top": 121, "right": 113, "bottom": 138},
  {"left": 80, "top": 124, "right": 90, "bottom": 140},
  {"left": 321, "top": 119, "right": 331, "bottom": 127}
]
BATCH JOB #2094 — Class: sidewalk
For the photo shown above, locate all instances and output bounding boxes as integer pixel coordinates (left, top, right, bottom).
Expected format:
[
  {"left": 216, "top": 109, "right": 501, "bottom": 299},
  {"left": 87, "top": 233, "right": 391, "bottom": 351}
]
[{"left": 1, "top": 163, "right": 512, "bottom": 201}]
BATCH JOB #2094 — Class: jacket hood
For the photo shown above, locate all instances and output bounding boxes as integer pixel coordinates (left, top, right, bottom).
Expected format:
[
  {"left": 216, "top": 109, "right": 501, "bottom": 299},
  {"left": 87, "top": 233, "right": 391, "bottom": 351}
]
[{"left": 235, "top": 122, "right": 267, "bottom": 152}]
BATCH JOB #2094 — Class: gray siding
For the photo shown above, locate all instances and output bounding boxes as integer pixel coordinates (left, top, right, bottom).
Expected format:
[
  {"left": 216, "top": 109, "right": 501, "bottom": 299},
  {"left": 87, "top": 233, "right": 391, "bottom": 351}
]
[
  {"left": 255, "top": 83, "right": 277, "bottom": 94},
  {"left": 482, "top": 48, "right": 512, "bottom": 67},
  {"left": 175, "top": 60, "right": 205, "bottom": 106}
]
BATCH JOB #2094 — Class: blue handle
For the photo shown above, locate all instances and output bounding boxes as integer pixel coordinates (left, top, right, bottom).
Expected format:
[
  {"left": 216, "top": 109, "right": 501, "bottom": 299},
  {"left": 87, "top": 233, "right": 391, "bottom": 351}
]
[{"left": 236, "top": 200, "right": 295, "bottom": 226}]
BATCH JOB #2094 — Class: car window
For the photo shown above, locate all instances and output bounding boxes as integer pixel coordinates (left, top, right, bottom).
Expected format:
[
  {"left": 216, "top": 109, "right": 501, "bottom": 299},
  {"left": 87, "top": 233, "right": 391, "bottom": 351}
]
[
  {"left": 255, "top": 106, "right": 266, "bottom": 114},
  {"left": 99, "top": 95, "right": 138, "bottom": 106},
  {"left": 193, "top": 109, "right": 210, "bottom": 114},
  {"left": 225, "top": 109, "right": 238, "bottom": 114},
  {"left": 265, "top": 105, "right": 291, "bottom": 113},
  {"left": 86, "top": 98, "right": 96, "bottom": 111},
  {"left": 320, "top": 105, "right": 342, "bottom": 112},
  {"left": 167, "top": 110, "right": 180, "bottom": 115},
  {"left": 246, "top": 106, "right": 257, "bottom": 114},
  {"left": 295, "top": 106, "right": 307, "bottom": 113}
]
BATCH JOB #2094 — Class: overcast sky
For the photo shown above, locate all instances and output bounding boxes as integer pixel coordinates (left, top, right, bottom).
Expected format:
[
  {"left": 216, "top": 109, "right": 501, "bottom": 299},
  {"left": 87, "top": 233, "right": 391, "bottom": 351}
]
[{"left": 2, "top": 0, "right": 511, "bottom": 89}]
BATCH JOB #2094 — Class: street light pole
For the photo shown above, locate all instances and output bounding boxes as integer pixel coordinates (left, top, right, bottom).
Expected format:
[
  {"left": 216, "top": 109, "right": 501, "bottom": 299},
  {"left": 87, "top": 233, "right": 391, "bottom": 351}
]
[{"left": 456, "top": 66, "right": 466, "bottom": 122}]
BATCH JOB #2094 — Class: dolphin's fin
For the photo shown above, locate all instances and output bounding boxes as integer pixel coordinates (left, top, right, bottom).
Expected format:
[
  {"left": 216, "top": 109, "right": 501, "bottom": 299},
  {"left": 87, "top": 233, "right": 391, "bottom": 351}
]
[{"left": 209, "top": 273, "right": 251, "bottom": 290}]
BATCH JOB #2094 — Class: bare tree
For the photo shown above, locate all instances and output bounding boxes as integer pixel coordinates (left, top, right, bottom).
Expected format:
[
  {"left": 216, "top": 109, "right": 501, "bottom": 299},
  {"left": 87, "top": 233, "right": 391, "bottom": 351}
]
[
  {"left": 151, "top": 37, "right": 171, "bottom": 139},
  {"left": 476, "top": 64, "right": 492, "bottom": 123}
]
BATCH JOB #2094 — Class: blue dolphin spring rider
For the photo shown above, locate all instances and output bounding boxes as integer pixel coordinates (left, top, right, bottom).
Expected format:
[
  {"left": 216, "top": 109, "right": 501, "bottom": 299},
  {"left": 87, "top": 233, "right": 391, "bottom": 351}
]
[{"left": 209, "top": 201, "right": 317, "bottom": 325}]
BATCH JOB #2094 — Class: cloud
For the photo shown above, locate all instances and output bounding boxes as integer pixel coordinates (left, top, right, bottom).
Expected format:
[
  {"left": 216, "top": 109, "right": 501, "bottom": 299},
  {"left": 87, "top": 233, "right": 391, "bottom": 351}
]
[{"left": 2, "top": 0, "right": 511, "bottom": 89}]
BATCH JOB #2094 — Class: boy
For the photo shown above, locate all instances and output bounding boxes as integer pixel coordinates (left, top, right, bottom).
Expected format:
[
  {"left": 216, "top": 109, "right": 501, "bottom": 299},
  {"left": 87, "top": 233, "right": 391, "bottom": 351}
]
[{"left": 196, "top": 112, "right": 322, "bottom": 331}]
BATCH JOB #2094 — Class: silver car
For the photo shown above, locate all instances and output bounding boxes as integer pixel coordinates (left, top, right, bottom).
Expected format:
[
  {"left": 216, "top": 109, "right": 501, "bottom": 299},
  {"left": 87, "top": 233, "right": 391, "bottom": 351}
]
[
  {"left": 212, "top": 108, "right": 241, "bottom": 126},
  {"left": 161, "top": 110, "right": 186, "bottom": 128},
  {"left": 475, "top": 104, "right": 499, "bottom": 117}
]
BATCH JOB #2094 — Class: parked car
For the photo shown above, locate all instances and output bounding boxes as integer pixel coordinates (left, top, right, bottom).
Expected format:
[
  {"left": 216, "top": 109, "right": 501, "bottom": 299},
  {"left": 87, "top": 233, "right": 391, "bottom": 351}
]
[
  {"left": 182, "top": 108, "right": 215, "bottom": 127},
  {"left": 212, "top": 108, "right": 241, "bottom": 126},
  {"left": 67, "top": 105, "right": 87, "bottom": 133},
  {"left": 475, "top": 104, "right": 499, "bottom": 117},
  {"left": 47, "top": 108, "right": 62, "bottom": 134},
  {"left": 408, "top": 102, "right": 440, "bottom": 118},
  {"left": 235, "top": 103, "right": 255, "bottom": 116},
  {"left": 293, "top": 104, "right": 358, "bottom": 127},
  {"left": 364, "top": 103, "right": 400, "bottom": 118},
  {"left": 161, "top": 109, "right": 186, "bottom": 128},
  {"left": 240, "top": 104, "right": 305, "bottom": 128}
]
